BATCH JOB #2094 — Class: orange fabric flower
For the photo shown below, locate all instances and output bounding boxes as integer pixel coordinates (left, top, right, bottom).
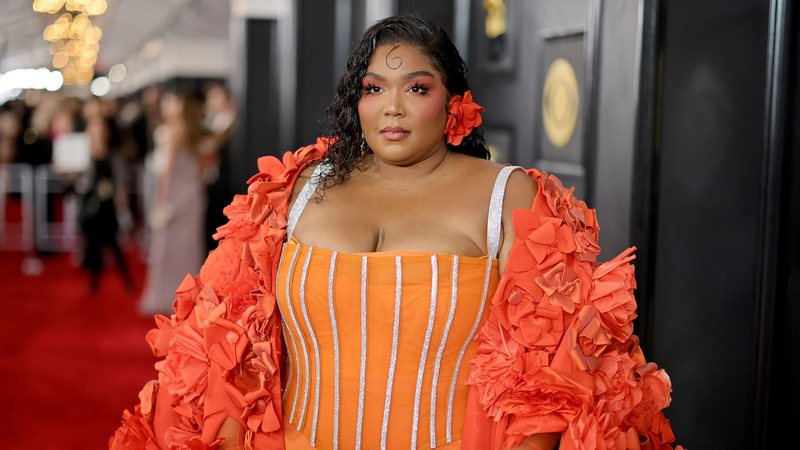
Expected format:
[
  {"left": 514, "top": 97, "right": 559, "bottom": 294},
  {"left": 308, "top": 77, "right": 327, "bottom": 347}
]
[
  {"left": 501, "top": 367, "right": 593, "bottom": 448},
  {"left": 559, "top": 305, "right": 611, "bottom": 374},
  {"left": 108, "top": 405, "right": 160, "bottom": 450},
  {"left": 535, "top": 171, "right": 600, "bottom": 262},
  {"left": 536, "top": 261, "right": 584, "bottom": 314},
  {"left": 626, "top": 368, "right": 673, "bottom": 434},
  {"left": 212, "top": 195, "right": 259, "bottom": 242},
  {"left": 155, "top": 323, "right": 209, "bottom": 404},
  {"left": 594, "top": 353, "right": 642, "bottom": 427},
  {"left": 642, "top": 413, "right": 680, "bottom": 450},
  {"left": 444, "top": 90, "right": 484, "bottom": 146},
  {"left": 559, "top": 412, "right": 600, "bottom": 450},
  {"left": 199, "top": 238, "right": 260, "bottom": 321},
  {"left": 470, "top": 319, "right": 526, "bottom": 416},
  {"left": 590, "top": 247, "right": 639, "bottom": 343}
]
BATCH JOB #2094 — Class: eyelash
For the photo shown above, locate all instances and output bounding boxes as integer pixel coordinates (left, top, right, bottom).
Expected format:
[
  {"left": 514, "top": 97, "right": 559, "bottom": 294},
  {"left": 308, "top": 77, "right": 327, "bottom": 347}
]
[
  {"left": 364, "top": 84, "right": 381, "bottom": 94},
  {"left": 362, "top": 83, "right": 430, "bottom": 95},
  {"left": 409, "top": 83, "right": 429, "bottom": 95}
]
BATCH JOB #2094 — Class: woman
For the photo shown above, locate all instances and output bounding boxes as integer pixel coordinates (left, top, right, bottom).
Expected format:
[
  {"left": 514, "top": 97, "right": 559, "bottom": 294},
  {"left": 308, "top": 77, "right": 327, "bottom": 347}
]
[
  {"left": 138, "top": 90, "right": 206, "bottom": 315},
  {"left": 78, "top": 116, "right": 133, "bottom": 292},
  {"left": 111, "top": 15, "right": 679, "bottom": 450}
]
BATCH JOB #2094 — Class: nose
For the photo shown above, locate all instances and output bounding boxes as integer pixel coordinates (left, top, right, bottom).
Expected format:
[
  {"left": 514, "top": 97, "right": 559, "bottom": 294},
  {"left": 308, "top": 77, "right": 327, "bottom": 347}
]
[{"left": 383, "top": 91, "right": 404, "bottom": 117}]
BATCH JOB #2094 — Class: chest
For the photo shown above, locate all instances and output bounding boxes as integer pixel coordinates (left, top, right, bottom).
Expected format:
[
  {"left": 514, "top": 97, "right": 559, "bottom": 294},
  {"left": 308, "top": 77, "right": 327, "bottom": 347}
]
[{"left": 290, "top": 181, "right": 492, "bottom": 256}]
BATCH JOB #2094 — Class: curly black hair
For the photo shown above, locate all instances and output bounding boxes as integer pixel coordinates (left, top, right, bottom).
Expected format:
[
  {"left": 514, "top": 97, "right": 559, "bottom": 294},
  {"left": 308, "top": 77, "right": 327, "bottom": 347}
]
[{"left": 319, "top": 13, "right": 489, "bottom": 189}]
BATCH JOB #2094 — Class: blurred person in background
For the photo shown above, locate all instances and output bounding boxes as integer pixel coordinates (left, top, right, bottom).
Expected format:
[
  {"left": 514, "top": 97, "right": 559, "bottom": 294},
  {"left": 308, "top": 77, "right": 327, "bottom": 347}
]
[
  {"left": 77, "top": 116, "right": 134, "bottom": 293},
  {"left": 137, "top": 85, "right": 163, "bottom": 162},
  {"left": 0, "top": 108, "right": 22, "bottom": 164},
  {"left": 51, "top": 97, "right": 82, "bottom": 141},
  {"left": 138, "top": 86, "right": 163, "bottom": 257},
  {"left": 200, "top": 81, "right": 235, "bottom": 253},
  {"left": 137, "top": 89, "right": 206, "bottom": 315},
  {"left": 19, "top": 94, "right": 56, "bottom": 167},
  {"left": 82, "top": 97, "right": 104, "bottom": 123}
]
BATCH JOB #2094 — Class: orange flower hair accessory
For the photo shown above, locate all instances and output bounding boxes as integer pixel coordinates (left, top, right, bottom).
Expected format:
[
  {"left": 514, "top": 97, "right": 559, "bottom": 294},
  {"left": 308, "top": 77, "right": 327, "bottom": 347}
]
[{"left": 444, "top": 90, "right": 484, "bottom": 146}]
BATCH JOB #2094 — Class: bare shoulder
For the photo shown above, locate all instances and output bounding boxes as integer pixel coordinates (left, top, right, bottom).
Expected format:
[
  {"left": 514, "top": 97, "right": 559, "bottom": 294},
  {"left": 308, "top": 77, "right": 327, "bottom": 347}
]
[
  {"left": 450, "top": 154, "right": 537, "bottom": 206},
  {"left": 450, "top": 152, "right": 504, "bottom": 182},
  {"left": 504, "top": 169, "right": 537, "bottom": 211}
]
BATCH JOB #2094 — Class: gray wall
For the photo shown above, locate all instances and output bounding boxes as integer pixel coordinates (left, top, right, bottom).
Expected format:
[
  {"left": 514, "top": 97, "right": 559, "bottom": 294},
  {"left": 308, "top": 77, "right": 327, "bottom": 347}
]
[{"left": 593, "top": 0, "right": 641, "bottom": 258}]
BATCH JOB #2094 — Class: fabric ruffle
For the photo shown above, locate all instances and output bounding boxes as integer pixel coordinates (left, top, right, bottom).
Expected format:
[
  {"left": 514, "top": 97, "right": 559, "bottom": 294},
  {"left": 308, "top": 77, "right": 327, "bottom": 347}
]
[
  {"left": 113, "top": 148, "right": 681, "bottom": 450},
  {"left": 110, "top": 139, "right": 329, "bottom": 450},
  {"left": 467, "top": 169, "right": 682, "bottom": 450}
]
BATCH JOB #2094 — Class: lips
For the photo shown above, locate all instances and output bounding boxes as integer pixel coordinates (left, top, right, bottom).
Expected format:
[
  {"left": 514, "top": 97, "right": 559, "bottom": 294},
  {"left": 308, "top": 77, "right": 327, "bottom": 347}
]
[{"left": 379, "top": 126, "right": 410, "bottom": 141}]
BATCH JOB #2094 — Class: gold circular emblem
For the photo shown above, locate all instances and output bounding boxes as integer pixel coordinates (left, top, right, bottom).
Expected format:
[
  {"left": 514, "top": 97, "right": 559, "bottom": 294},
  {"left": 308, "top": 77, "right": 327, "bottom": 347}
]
[{"left": 542, "top": 58, "right": 580, "bottom": 148}]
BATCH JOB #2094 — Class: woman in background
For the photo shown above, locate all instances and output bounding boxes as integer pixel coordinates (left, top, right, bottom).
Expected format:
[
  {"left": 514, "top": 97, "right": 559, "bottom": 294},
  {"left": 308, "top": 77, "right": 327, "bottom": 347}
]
[
  {"left": 137, "top": 90, "right": 206, "bottom": 315},
  {"left": 78, "top": 116, "right": 133, "bottom": 292}
]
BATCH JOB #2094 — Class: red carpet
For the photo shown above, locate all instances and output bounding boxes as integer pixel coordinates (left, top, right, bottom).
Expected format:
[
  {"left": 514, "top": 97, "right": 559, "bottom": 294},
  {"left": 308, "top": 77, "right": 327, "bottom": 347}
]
[{"left": 0, "top": 249, "right": 156, "bottom": 449}]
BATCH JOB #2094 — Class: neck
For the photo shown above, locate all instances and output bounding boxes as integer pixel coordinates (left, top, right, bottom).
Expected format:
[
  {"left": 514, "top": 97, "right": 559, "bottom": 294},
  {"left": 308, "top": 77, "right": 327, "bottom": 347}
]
[{"left": 366, "top": 142, "right": 450, "bottom": 185}]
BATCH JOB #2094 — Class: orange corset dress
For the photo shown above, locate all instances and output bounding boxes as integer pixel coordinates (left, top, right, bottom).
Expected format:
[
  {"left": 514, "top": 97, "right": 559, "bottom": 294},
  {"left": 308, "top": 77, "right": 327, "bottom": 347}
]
[{"left": 276, "top": 164, "right": 520, "bottom": 450}]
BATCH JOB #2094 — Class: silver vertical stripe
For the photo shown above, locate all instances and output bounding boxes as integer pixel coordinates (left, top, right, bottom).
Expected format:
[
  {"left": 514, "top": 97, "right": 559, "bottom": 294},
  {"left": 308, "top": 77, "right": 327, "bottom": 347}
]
[
  {"left": 280, "top": 245, "right": 303, "bottom": 422},
  {"left": 283, "top": 246, "right": 311, "bottom": 426},
  {"left": 281, "top": 323, "right": 295, "bottom": 403},
  {"left": 430, "top": 256, "right": 459, "bottom": 447},
  {"left": 298, "top": 247, "right": 320, "bottom": 441},
  {"left": 275, "top": 242, "right": 292, "bottom": 403},
  {"left": 381, "top": 256, "right": 403, "bottom": 450},
  {"left": 355, "top": 255, "right": 368, "bottom": 450},
  {"left": 328, "top": 252, "right": 341, "bottom": 450},
  {"left": 446, "top": 258, "right": 493, "bottom": 443},
  {"left": 410, "top": 255, "right": 439, "bottom": 449}
]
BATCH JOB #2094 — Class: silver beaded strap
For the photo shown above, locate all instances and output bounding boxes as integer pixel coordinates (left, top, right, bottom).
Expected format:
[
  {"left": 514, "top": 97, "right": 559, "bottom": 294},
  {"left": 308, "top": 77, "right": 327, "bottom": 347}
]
[
  {"left": 286, "top": 162, "right": 330, "bottom": 239},
  {"left": 486, "top": 166, "right": 523, "bottom": 259}
]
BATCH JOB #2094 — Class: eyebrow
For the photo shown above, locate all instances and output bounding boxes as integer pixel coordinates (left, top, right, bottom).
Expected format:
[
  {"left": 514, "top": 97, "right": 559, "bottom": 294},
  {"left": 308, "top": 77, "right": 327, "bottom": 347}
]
[{"left": 364, "top": 70, "right": 436, "bottom": 81}]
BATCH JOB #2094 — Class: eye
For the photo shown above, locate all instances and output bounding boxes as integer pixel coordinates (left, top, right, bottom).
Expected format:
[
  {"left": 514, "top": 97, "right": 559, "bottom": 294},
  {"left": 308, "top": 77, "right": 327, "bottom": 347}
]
[
  {"left": 409, "top": 83, "right": 429, "bottom": 95},
  {"left": 363, "top": 84, "right": 382, "bottom": 94}
]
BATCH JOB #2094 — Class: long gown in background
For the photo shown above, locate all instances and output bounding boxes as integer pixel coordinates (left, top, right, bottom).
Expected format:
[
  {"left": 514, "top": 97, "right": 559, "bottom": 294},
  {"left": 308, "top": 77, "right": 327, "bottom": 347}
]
[{"left": 138, "top": 126, "right": 205, "bottom": 315}]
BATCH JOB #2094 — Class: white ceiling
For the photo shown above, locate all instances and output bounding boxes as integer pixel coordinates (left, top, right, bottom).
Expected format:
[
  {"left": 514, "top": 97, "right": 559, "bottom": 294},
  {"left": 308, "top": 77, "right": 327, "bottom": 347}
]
[{"left": 0, "top": 0, "right": 230, "bottom": 73}]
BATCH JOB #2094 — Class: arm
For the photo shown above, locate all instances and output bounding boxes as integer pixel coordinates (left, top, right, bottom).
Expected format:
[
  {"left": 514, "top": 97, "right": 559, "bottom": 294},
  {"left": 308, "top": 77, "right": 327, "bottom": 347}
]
[
  {"left": 111, "top": 141, "right": 329, "bottom": 450},
  {"left": 497, "top": 171, "right": 558, "bottom": 450},
  {"left": 472, "top": 168, "right": 678, "bottom": 450},
  {"left": 497, "top": 169, "right": 537, "bottom": 274},
  {"left": 214, "top": 164, "right": 316, "bottom": 448}
]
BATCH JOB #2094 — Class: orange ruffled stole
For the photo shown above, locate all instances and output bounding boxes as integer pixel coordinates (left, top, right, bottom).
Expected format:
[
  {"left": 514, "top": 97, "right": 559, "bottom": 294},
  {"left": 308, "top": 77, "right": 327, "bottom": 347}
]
[{"left": 110, "top": 139, "right": 681, "bottom": 450}]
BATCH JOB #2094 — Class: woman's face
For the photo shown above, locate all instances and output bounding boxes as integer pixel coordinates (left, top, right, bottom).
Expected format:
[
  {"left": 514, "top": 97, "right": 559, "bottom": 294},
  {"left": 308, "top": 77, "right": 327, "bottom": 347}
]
[
  {"left": 160, "top": 93, "right": 183, "bottom": 120},
  {"left": 358, "top": 44, "right": 449, "bottom": 165}
]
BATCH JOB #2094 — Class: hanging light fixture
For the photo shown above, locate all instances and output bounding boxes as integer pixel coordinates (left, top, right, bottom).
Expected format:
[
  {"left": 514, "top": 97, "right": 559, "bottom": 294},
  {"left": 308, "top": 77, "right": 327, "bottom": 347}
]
[{"left": 32, "top": 0, "right": 107, "bottom": 85}]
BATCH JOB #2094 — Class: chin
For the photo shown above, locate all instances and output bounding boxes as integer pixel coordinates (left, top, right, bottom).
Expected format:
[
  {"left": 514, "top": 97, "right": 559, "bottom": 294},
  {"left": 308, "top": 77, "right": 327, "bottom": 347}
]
[{"left": 372, "top": 147, "right": 413, "bottom": 162}]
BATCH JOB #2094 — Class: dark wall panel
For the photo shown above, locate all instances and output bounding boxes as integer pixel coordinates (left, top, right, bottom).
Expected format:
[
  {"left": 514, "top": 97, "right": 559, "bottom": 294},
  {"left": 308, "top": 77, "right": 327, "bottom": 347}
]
[
  {"left": 295, "top": 0, "right": 337, "bottom": 146},
  {"left": 652, "top": 1, "right": 769, "bottom": 448},
  {"left": 766, "top": 2, "right": 800, "bottom": 446},
  {"left": 229, "top": 18, "right": 280, "bottom": 191},
  {"left": 397, "top": 0, "right": 455, "bottom": 38}
]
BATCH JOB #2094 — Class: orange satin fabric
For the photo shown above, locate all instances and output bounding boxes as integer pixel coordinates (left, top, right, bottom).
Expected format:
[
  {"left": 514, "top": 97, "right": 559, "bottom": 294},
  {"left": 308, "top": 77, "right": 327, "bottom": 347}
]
[{"left": 277, "top": 236, "right": 499, "bottom": 450}]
